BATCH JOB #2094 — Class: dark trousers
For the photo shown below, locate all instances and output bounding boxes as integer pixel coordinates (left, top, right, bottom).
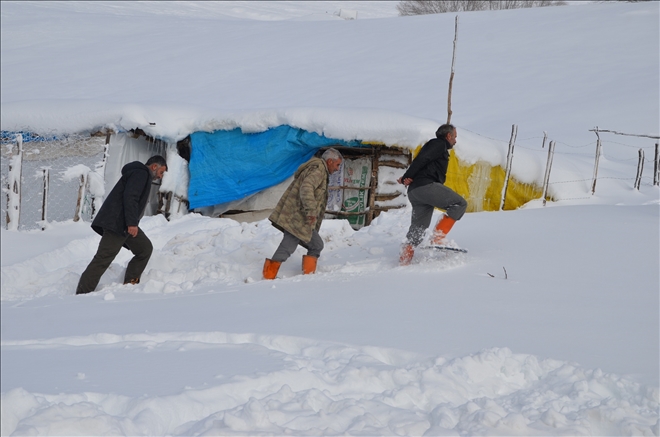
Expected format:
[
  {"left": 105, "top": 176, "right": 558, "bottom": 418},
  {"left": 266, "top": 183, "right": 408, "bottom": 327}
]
[
  {"left": 406, "top": 182, "right": 468, "bottom": 246},
  {"left": 76, "top": 228, "right": 153, "bottom": 294},
  {"left": 271, "top": 230, "right": 324, "bottom": 262}
]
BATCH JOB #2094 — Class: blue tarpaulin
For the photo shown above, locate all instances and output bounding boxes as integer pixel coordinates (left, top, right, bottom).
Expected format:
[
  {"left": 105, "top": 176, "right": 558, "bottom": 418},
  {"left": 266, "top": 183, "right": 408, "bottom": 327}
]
[
  {"left": 1, "top": 131, "right": 59, "bottom": 143},
  {"left": 188, "top": 125, "right": 363, "bottom": 209}
]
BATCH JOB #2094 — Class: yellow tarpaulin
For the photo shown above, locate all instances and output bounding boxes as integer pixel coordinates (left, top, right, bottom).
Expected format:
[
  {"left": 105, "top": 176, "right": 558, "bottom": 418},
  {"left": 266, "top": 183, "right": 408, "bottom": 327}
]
[{"left": 410, "top": 145, "right": 547, "bottom": 212}]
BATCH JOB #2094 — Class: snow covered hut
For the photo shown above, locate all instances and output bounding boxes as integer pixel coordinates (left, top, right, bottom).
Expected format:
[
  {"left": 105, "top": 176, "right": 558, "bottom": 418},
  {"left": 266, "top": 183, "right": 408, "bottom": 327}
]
[
  {"left": 179, "top": 124, "right": 413, "bottom": 228},
  {"left": 2, "top": 107, "right": 546, "bottom": 230}
]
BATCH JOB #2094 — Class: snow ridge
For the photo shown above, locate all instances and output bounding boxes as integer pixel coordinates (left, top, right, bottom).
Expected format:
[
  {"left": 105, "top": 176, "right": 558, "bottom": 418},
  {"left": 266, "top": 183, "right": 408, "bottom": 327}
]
[{"left": 2, "top": 333, "right": 657, "bottom": 436}]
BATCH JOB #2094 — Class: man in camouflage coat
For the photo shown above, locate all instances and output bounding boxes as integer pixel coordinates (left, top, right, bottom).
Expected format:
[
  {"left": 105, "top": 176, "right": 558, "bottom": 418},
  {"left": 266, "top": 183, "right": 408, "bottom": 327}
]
[{"left": 263, "top": 148, "right": 343, "bottom": 279}]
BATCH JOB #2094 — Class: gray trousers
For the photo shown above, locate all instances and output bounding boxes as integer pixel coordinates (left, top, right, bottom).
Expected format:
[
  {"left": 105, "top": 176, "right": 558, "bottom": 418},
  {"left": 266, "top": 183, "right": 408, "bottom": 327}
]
[
  {"left": 406, "top": 182, "right": 468, "bottom": 246},
  {"left": 271, "top": 230, "right": 324, "bottom": 262},
  {"left": 76, "top": 228, "right": 153, "bottom": 294}
]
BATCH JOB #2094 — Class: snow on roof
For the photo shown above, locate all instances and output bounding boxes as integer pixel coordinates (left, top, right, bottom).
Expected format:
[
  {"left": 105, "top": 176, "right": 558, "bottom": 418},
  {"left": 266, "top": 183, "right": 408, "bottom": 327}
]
[{"left": 0, "top": 101, "right": 438, "bottom": 149}]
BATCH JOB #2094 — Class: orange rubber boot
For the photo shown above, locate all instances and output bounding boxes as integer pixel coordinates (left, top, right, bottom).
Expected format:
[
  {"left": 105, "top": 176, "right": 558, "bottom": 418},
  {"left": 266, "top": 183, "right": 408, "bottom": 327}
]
[
  {"left": 431, "top": 215, "right": 456, "bottom": 245},
  {"left": 302, "top": 255, "right": 318, "bottom": 274},
  {"left": 263, "top": 258, "right": 281, "bottom": 280},
  {"left": 399, "top": 244, "right": 415, "bottom": 266}
]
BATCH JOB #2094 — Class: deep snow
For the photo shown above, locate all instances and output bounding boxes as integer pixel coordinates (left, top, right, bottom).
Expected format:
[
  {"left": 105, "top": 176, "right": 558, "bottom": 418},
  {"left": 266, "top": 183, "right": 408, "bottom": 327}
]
[
  {"left": 1, "top": 1, "right": 659, "bottom": 435},
  {"left": 2, "top": 204, "right": 658, "bottom": 435}
]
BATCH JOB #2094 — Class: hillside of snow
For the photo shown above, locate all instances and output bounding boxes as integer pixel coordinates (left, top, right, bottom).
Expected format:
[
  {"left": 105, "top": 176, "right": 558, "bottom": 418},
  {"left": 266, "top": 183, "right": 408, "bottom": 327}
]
[{"left": 1, "top": 1, "right": 657, "bottom": 151}]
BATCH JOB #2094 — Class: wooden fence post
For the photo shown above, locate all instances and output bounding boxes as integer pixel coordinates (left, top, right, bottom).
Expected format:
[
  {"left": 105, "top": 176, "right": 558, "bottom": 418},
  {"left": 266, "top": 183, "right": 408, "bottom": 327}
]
[
  {"left": 90, "top": 132, "right": 111, "bottom": 220},
  {"left": 654, "top": 142, "right": 659, "bottom": 186},
  {"left": 541, "top": 140, "right": 555, "bottom": 206},
  {"left": 73, "top": 173, "right": 88, "bottom": 222},
  {"left": 499, "top": 124, "right": 517, "bottom": 211},
  {"left": 164, "top": 191, "right": 173, "bottom": 220},
  {"left": 634, "top": 148, "right": 644, "bottom": 190},
  {"left": 366, "top": 147, "right": 379, "bottom": 226},
  {"left": 41, "top": 168, "right": 49, "bottom": 228},
  {"left": 6, "top": 134, "right": 23, "bottom": 230},
  {"left": 591, "top": 127, "right": 602, "bottom": 195}
]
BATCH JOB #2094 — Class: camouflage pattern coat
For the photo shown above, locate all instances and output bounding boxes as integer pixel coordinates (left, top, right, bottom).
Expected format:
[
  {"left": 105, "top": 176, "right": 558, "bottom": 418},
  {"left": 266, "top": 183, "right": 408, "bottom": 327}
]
[{"left": 269, "top": 157, "right": 329, "bottom": 245}]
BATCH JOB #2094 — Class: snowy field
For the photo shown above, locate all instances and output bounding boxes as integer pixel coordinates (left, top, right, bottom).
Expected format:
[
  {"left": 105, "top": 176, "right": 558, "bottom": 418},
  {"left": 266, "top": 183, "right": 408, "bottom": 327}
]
[{"left": 1, "top": 1, "right": 659, "bottom": 435}]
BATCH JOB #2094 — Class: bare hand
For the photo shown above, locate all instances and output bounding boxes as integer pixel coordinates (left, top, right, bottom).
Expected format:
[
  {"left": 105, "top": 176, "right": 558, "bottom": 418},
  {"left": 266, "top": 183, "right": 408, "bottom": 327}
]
[
  {"left": 307, "top": 216, "right": 317, "bottom": 226},
  {"left": 127, "top": 226, "right": 138, "bottom": 237},
  {"left": 397, "top": 177, "right": 413, "bottom": 186}
]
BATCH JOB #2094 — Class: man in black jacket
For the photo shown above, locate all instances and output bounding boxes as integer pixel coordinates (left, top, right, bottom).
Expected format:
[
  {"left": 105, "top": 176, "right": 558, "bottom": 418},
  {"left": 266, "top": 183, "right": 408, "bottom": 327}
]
[
  {"left": 398, "top": 124, "right": 467, "bottom": 265},
  {"left": 76, "top": 155, "right": 167, "bottom": 294}
]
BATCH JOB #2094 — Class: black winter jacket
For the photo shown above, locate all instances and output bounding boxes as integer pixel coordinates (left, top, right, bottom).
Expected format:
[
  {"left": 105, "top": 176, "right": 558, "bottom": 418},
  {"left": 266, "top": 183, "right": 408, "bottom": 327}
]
[
  {"left": 402, "top": 137, "right": 452, "bottom": 191},
  {"left": 91, "top": 161, "right": 152, "bottom": 237}
]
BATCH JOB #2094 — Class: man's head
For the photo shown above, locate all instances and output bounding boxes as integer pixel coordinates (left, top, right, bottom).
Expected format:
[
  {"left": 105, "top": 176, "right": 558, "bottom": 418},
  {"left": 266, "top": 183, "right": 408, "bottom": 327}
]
[
  {"left": 321, "top": 148, "right": 343, "bottom": 174},
  {"left": 145, "top": 155, "right": 168, "bottom": 180},
  {"left": 435, "top": 124, "right": 457, "bottom": 148}
]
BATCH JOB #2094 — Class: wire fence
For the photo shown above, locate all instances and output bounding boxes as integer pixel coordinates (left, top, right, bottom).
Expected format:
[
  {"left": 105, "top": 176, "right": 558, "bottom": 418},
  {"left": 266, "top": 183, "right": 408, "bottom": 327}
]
[
  {"left": 1, "top": 132, "right": 106, "bottom": 231},
  {"left": 2, "top": 126, "right": 658, "bottom": 230},
  {"left": 456, "top": 125, "right": 659, "bottom": 203}
]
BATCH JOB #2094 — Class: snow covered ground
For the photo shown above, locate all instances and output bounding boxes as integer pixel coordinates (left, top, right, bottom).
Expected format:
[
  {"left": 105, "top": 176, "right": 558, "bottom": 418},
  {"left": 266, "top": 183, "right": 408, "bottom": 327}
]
[
  {"left": 1, "top": 1, "right": 658, "bottom": 435},
  {"left": 1, "top": 203, "right": 658, "bottom": 435}
]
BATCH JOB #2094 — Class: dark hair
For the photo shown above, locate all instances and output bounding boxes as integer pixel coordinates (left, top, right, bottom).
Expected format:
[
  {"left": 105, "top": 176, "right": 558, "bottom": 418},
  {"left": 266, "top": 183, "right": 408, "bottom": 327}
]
[
  {"left": 435, "top": 124, "right": 456, "bottom": 139},
  {"left": 145, "top": 155, "right": 167, "bottom": 169}
]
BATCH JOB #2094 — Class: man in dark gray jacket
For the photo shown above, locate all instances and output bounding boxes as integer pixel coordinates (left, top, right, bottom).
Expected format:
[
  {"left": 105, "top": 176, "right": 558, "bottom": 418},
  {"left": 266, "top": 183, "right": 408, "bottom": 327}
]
[
  {"left": 76, "top": 155, "right": 167, "bottom": 294},
  {"left": 398, "top": 124, "right": 467, "bottom": 265}
]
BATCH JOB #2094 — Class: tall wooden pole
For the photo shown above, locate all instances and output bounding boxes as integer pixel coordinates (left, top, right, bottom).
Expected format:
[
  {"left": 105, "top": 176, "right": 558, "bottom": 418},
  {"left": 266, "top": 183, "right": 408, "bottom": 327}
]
[{"left": 447, "top": 15, "right": 458, "bottom": 124}]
